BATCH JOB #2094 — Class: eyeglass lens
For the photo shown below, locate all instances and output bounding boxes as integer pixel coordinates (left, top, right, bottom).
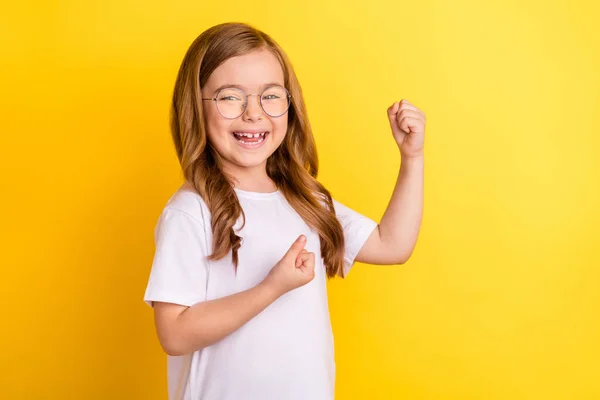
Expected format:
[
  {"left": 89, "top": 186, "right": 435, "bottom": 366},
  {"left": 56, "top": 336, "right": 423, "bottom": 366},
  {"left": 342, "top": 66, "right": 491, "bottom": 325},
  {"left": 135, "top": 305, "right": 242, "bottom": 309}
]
[{"left": 215, "top": 86, "right": 290, "bottom": 119}]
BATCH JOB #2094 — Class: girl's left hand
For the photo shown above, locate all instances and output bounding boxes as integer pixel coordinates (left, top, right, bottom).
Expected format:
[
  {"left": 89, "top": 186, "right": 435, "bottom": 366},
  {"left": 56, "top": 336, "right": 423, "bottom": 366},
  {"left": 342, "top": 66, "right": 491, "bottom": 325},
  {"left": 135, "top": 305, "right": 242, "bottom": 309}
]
[{"left": 387, "top": 99, "right": 426, "bottom": 159}]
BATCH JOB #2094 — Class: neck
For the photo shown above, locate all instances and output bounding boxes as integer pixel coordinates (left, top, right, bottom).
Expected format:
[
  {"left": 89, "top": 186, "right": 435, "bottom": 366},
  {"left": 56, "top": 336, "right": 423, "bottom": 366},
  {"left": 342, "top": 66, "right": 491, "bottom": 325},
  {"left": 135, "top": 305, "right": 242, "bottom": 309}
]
[{"left": 223, "top": 161, "right": 277, "bottom": 193}]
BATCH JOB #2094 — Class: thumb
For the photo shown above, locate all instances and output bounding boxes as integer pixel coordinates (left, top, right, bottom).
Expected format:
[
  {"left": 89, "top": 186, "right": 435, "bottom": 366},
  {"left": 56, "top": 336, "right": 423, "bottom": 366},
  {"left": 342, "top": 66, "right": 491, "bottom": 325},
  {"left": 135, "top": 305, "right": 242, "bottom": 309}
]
[
  {"left": 284, "top": 235, "right": 306, "bottom": 260},
  {"left": 387, "top": 102, "right": 402, "bottom": 135}
]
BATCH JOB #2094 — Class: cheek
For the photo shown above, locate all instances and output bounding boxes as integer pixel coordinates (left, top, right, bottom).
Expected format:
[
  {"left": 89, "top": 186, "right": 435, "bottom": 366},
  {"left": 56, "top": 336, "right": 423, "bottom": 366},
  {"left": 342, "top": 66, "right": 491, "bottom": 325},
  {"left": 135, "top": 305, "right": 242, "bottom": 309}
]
[
  {"left": 272, "top": 117, "right": 288, "bottom": 137},
  {"left": 204, "top": 109, "right": 230, "bottom": 141}
]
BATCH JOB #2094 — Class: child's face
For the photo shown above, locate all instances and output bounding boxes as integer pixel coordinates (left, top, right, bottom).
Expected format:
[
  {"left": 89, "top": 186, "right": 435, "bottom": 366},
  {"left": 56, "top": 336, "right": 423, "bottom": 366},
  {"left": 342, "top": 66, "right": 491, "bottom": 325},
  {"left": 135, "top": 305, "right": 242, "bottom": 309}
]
[{"left": 201, "top": 48, "right": 288, "bottom": 178}]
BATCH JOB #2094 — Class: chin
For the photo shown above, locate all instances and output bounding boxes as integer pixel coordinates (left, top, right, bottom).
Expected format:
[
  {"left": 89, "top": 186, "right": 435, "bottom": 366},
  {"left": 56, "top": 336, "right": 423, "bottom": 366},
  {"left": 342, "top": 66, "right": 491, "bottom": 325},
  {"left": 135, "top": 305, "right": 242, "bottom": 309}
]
[{"left": 235, "top": 154, "right": 271, "bottom": 168}]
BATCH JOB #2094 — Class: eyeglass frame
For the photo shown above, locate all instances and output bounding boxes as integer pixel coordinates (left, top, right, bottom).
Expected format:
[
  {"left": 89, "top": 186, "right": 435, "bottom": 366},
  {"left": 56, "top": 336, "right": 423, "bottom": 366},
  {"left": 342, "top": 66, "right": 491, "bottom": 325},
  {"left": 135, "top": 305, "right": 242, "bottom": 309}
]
[{"left": 201, "top": 85, "right": 292, "bottom": 119}]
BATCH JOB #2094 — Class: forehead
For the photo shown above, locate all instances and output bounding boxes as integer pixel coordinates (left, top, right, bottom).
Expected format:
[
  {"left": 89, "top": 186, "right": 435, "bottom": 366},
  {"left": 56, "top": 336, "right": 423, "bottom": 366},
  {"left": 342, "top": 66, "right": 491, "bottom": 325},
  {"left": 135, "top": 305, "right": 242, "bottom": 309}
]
[{"left": 204, "top": 49, "right": 285, "bottom": 92}]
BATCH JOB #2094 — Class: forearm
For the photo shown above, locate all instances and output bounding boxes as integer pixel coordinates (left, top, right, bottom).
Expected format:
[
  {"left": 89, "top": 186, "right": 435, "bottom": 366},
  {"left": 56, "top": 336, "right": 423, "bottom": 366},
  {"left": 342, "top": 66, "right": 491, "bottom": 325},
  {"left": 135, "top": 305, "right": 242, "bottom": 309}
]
[
  {"left": 378, "top": 155, "right": 424, "bottom": 262},
  {"left": 164, "top": 280, "right": 281, "bottom": 355}
]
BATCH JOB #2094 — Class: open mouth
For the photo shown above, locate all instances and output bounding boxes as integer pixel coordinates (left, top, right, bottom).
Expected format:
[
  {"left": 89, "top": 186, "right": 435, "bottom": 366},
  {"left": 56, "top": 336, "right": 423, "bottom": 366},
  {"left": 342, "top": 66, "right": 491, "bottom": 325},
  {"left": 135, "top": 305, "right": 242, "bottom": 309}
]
[{"left": 232, "top": 131, "right": 269, "bottom": 146}]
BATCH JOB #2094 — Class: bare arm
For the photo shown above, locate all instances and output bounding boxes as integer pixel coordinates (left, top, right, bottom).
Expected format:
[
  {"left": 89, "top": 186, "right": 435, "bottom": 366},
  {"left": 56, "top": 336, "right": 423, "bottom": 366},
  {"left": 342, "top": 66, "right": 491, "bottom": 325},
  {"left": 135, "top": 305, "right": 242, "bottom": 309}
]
[
  {"left": 356, "top": 155, "right": 424, "bottom": 265},
  {"left": 355, "top": 99, "right": 426, "bottom": 265},
  {"left": 153, "top": 280, "right": 280, "bottom": 356},
  {"left": 152, "top": 235, "right": 314, "bottom": 356}
]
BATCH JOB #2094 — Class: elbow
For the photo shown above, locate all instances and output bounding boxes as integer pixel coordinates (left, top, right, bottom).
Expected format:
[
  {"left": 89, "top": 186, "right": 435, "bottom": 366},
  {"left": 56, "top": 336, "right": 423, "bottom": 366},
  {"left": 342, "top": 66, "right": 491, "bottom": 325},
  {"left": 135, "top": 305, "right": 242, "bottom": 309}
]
[
  {"left": 159, "top": 334, "right": 208, "bottom": 356},
  {"left": 394, "top": 257, "right": 408, "bottom": 265},
  {"left": 161, "top": 339, "right": 197, "bottom": 357},
  {"left": 153, "top": 303, "right": 207, "bottom": 356},
  {"left": 157, "top": 329, "right": 190, "bottom": 356},
  {"left": 378, "top": 234, "right": 415, "bottom": 265},
  {"left": 159, "top": 336, "right": 185, "bottom": 356},
  {"left": 396, "top": 249, "right": 414, "bottom": 265},
  {"left": 397, "top": 242, "right": 419, "bottom": 264},
  {"left": 162, "top": 344, "right": 184, "bottom": 357}
]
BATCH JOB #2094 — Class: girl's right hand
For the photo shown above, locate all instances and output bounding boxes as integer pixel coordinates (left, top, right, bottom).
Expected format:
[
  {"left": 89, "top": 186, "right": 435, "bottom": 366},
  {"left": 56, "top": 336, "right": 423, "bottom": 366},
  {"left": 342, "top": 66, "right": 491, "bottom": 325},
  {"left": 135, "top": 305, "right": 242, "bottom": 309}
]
[{"left": 263, "top": 235, "right": 315, "bottom": 297}]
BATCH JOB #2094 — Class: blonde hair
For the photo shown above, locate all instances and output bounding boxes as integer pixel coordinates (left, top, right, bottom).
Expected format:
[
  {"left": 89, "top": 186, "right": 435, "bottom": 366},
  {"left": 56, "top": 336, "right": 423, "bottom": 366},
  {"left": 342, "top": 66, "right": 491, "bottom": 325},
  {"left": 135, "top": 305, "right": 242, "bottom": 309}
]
[{"left": 170, "top": 22, "right": 346, "bottom": 278}]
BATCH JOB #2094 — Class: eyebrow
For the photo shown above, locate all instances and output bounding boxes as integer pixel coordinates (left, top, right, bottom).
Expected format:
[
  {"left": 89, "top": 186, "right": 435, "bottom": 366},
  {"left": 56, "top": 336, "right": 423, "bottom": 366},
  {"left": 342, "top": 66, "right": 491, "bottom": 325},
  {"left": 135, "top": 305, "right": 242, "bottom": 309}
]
[{"left": 213, "top": 82, "right": 284, "bottom": 95}]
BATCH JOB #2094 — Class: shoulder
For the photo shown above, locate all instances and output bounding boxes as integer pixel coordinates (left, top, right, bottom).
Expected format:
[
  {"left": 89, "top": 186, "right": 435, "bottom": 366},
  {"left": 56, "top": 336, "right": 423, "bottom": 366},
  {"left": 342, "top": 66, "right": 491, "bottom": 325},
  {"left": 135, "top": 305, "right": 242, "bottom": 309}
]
[{"left": 161, "top": 182, "right": 209, "bottom": 224}]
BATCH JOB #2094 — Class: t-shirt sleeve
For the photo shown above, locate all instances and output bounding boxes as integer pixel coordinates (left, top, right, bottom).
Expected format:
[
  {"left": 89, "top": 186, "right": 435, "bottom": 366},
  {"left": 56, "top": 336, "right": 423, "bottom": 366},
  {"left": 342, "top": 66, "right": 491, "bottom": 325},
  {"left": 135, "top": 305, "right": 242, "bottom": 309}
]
[
  {"left": 143, "top": 207, "right": 209, "bottom": 308},
  {"left": 332, "top": 199, "right": 378, "bottom": 276}
]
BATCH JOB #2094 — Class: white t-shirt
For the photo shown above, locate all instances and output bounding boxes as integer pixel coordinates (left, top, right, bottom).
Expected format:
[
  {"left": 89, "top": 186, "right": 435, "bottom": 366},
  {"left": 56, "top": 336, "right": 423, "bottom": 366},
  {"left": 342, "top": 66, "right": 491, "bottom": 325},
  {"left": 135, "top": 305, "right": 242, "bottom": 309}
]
[{"left": 144, "top": 184, "right": 377, "bottom": 400}]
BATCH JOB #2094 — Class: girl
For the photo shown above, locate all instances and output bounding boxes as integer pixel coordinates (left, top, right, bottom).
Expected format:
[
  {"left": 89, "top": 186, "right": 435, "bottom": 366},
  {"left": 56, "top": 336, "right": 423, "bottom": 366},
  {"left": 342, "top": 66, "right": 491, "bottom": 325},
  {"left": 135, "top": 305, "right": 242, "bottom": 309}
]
[{"left": 144, "top": 22, "right": 425, "bottom": 400}]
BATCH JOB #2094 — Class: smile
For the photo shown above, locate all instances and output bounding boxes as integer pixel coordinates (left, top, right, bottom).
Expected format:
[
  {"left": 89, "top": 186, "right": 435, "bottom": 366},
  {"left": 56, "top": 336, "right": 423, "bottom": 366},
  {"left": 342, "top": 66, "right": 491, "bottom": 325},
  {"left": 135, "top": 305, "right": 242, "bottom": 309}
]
[{"left": 232, "top": 131, "right": 269, "bottom": 148}]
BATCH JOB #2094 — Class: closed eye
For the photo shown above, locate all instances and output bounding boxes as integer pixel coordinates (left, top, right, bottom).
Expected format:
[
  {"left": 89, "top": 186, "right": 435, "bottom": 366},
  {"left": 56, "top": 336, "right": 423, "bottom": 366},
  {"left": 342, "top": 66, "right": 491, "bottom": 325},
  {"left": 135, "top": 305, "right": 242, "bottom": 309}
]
[{"left": 219, "top": 95, "right": 242, "bottom": 101}]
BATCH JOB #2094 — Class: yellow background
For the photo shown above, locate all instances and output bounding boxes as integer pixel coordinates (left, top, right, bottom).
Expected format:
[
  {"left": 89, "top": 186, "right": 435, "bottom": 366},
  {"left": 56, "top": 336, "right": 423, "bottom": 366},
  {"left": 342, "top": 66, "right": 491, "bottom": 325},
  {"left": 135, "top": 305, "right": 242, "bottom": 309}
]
[{"left": 1, "top": 0, "right": 599, "bottom": 398}]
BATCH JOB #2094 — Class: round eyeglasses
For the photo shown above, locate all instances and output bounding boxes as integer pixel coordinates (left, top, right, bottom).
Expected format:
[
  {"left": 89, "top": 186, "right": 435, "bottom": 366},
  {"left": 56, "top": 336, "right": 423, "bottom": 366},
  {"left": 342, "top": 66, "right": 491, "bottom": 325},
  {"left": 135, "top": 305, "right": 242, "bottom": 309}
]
[{"left": 202, "top": 85, "right": 292, "bottom": 119}]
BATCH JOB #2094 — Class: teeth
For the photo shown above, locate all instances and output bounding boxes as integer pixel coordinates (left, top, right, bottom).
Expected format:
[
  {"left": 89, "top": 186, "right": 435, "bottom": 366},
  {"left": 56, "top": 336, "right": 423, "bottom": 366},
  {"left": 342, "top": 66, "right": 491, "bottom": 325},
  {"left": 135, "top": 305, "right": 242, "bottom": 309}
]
[
  {"left": 232, "top": 131, "right": 267, "bottom": 146},
  {"left": 234, "top": 132, "right": 266, "bottom": 137},
  {"left": 238, "top": 136, "right": 265, "bottom": 145}
]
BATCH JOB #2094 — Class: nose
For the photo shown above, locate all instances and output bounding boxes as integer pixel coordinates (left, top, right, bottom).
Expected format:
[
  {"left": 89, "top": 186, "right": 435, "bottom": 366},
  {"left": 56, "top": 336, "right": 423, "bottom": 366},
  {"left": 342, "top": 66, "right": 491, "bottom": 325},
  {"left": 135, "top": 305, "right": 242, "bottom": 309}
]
[{"left": 242, "top": 94, "right": 264, "bottom": 121}]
